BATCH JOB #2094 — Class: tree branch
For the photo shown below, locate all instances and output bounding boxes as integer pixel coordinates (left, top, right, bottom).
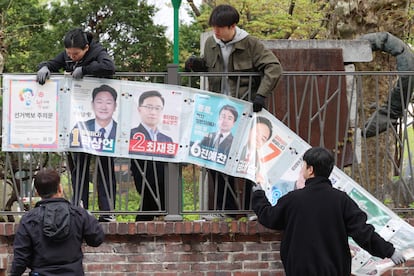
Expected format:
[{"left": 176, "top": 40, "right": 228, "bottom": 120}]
[{"left": 187, "top": 0, "right": 201, "bottom": 17}]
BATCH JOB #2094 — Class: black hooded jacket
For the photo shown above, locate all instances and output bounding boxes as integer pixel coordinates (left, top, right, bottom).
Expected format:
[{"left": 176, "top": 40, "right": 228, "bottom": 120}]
[
  {"left": 252, "top": 176, "right": 395, "bottom": 276},
  {"left": 38, "top": 40, "right": 115, "bottom": 77},
  {"left": 10, "top": 198, "right": 104, "bottom": 276}
]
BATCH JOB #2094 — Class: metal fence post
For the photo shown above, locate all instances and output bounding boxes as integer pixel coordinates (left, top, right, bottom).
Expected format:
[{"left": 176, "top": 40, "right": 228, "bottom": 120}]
[{"left": 164, "top": 64, "right": 183, "bottom": 221}]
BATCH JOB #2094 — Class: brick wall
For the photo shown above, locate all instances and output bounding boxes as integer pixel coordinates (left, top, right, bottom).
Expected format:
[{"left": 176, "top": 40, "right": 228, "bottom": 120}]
[{"left": 0, "top": 219, "right": 413, "bottom": 275}]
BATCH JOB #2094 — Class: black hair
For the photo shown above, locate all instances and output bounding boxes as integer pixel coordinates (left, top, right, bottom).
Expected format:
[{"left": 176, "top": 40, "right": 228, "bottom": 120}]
[
  {"left": 219, "top": 104, "right": 238, "bottom": 122},
  {"left": 302, "top": 147, "right": 335, "bottom": 178},
  {"left": 257, "top": 116, "right": 273, "bottom": 140},
  {"left": 92, "top": 84, "right": 117, "bottom": 101},
  {"left": 34, "top": 168, "right": 61, "bottom": 198},
  {"left": 208, "top": 4, "right": 240, "bottom": 27},
  {"left": 139, "top": 90, "right": 165, "bottom": 106},
  {"left": 63, "top": 28, "right": 92, "bottom": 49}
]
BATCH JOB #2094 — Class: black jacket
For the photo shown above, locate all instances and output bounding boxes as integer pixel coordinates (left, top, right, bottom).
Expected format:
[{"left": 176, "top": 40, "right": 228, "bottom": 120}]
[
  {"left": 38, "top": 40, "right": 115, "bottom": 77},
  {"left": 10, "top": 198, "right": 104, "bottom": 276},
  {"left": 252, "top": 176, "right": 395, "bottom": 276}
]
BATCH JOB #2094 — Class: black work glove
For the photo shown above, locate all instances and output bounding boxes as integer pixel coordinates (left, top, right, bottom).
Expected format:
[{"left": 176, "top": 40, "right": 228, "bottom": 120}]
[
  {"left": 253, "top": 95, "right": 266, "bottom": 112},
  {"left": 184, "top": 56, "right": 206, "bottom": 72},
  {"left": 72, "top": 67, "right": 84, "bottom": 79},
  {"left": 36, "top": 66, "right": 50, "bottom": 85},
  {"left": 391, "top": 250, "right": 406, "bottom": 265},
  {"left": 251, "top": 183, "right": 263, "bottom": 193}
]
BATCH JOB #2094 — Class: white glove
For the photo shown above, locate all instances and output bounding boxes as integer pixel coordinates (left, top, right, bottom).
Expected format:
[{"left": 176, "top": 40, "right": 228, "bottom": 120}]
[
  {"left": 251, "top": 183, "right": 263, "bottom": 193},
  {"left": 391, "top": 250, "right": 405, "bottom": 265},
  {"left": 79, "top": 200, "right": 93, "bottom": 216},
  {"left": 36, "top": 66, "right": 50, "bottom": 85},
  {"left": 72, "top": 67, "right": 84, "bottom": 79}
]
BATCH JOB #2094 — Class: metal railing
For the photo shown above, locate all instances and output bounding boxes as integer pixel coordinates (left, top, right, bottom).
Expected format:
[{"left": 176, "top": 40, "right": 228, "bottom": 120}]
[{"left": 1, "top": 66, "right": 414, "bottom": 222}]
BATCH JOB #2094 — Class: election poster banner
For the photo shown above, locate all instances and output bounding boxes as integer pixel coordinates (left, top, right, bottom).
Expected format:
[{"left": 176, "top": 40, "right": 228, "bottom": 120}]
[
  {"left": 126, "top": 81, "right": 182, "bottom": 160},
  {"left": 2, "top": 75, "right": 60, "bottom": 150},
  {"left": 330, "top": 167, "right": 414, "bottom": 275},
  {"left": 68, "top": 79, "right": 121, "bottom": 156},
  {"left": 2, "top": 75, "right": 413, "bottom": 275},
  {"left": 233, "top": 110, "right": 310, "bottom": 204},
  {"left": 188, "top": 93, "right": 248, "bottom": 170}
]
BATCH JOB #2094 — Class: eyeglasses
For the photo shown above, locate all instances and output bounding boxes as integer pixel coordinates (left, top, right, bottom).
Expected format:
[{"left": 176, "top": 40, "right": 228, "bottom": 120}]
[{"left": 140, "top": 105, "right": 163, "bottom": 112}]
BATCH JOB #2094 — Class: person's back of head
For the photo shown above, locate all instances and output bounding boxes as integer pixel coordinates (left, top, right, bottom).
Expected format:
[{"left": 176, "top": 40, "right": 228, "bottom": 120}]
[
  {"left": 63, "top": 28, "right": 92, "bottom": 50},
  {"left": 34, "top": 168, "right": 60, "bottom": 199},
  {"left": 302, "top": 147, "right": 334, "bottom": 178},
  {"left": 208, "top": 4, "right": 239, "bottom": 27}
]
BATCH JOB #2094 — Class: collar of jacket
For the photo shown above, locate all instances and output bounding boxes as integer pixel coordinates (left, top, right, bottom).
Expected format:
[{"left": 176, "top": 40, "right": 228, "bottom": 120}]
[
  {"left": 35, "top": 197, "right": 69, "bottom": 207},
  {"left": 209, "top": 35, "right": 249, "bottom": 52},
  {"left": 304, "top": 176, "right": 332, "bottom": 187}
]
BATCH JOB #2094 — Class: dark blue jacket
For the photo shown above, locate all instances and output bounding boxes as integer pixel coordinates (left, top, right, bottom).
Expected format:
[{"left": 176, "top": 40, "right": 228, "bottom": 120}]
[
  {"left": 38, "top": 40, "right": 115, "bottom": 76},
  {"left": 10, "top": 198, "right": 104, "bottom": 276}
]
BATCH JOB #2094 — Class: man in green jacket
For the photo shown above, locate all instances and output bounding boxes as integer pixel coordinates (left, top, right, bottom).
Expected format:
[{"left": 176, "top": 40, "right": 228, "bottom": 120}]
[
  {"left": 185, "top": 4, "right": 283, "bottom": 217},
  {"left": 185, "top": 4, "right": 282, "bottom": 111}
]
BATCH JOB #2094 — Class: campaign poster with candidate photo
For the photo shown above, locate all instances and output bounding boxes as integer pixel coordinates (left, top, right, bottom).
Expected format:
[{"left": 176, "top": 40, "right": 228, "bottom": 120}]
[
  {"left": 3, "top": 76, "right": 60, "bottom": 150},
  {"left": 188, "top": 93, "right": 246, "bottom": 170},
  {"left": 234, "top": 110, "right": 309, "bottom": 186},
  {"left": 69, "top": 79, "right": 121, "bottom": 154},
  {"left": 255, "top": 111, "right": 308, "bottom": 182},
  {"left": 251, "top": 111, "right": 309, "bottom": 205},
  {"left": 235, "top": 116, "right": 259, "bottom": 179},
  {"left": 127, "top": 84, "right": 182, "bottom": 159},
  {"left": 235, "top": 113, "right": 284, "bottom": 180},
  {"left": 263, "top": 148, "right": 306, "bottom": 206}
]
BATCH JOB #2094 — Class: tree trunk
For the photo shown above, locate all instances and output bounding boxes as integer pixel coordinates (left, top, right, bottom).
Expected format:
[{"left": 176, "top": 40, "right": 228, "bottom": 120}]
[{"left": 329, "top": 0, "right": 412, "bottom": 204}]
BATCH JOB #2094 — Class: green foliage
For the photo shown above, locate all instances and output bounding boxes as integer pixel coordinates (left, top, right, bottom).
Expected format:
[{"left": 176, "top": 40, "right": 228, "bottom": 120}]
[
  {"left": 2, "top": 0, "right": 413, "bottom": 73},
  {"left": 46, "top": 0, "right": 171, "bottom": 72},
  {"left": 179, "top": 21, "right": 204, "bottom": 60},
  {"left": 383, "top": 198, "right": 393, "bottom": 206},
  {"left": 192, "top": 0, "right": 329, "bottom": 40},
  {"left": 1, "top": 0, "right": 50, "bottom": 72},
  {"left": 178, "top": 0, "right": 331, "bottom": 72},
  {"left": 181, "top": 165, "right": 201, "bottom": 220},
  {"left": 117, "top": 189, "right": 141, "bottom": 222},
  {"left": 1, "top": 0, "right": 171, "bottom": 73},
  {"left": 407, "top": 4, "right": 414, "bottom": 45},
  {"left": 178, "top": 20, "right": 204, "bottom": 83}
]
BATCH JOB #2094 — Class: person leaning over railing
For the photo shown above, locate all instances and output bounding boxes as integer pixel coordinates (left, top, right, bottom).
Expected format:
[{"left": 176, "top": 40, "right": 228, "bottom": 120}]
[
  {"left": 36, "top": 28, "right": 116, "bottom": 222},
  {"left": 185, "top": 4, "right": 283, "bottom": 218}
]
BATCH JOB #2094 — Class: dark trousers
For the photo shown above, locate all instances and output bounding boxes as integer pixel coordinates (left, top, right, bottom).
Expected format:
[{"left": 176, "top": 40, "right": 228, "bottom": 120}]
[
  {"left": 208, "top": 171, "right": 240, "bottom": 214},
  {"left": 130, "top": 159, "right": 166, "bottom": 221},
  {"left": 69, "top": 152, "right": 116, "bottom": 211},
  {"left": 243, "top": 179, "right": 255, "bottom": 210}
]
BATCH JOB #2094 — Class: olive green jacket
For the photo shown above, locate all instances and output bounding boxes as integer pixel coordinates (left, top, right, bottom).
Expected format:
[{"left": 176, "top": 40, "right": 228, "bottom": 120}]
[{"left": 202, "top": 34, "right": 282, "bottom": 100}]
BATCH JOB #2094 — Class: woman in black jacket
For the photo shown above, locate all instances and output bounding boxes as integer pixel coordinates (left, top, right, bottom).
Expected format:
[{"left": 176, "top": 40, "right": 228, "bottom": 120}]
[
  {"left": 37, "top": 28, "right": 115, "bottom": 83},
  {"left": 36, "top": 28, "right": 117, "bottom": 222}
]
